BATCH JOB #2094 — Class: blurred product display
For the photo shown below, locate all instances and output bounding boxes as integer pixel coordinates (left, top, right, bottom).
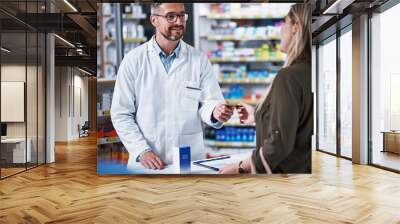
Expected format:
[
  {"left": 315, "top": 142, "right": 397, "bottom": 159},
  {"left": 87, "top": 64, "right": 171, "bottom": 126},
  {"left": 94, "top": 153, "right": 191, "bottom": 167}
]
[
  {"left": 97, "top": 3, "right": 291, "bottom": 157},
  {"left": 97, "top": 3, "right": 149, "bottom": 147},
  {"left": 195, "top": 3, "right": 290, "bottom": 156},
  {"left": 207, "top": 3, "right": 291, "bottom": 18}
]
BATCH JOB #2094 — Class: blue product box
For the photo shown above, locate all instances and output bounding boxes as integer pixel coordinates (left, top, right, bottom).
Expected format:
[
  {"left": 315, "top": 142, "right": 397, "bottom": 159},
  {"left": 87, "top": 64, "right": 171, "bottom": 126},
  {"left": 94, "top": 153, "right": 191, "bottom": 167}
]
[
  {"left": 173, "top": 146, "right": 191, "bottom": 174},
  {"left": 179, "top": 146, "right": 191, "bottom": 173}
]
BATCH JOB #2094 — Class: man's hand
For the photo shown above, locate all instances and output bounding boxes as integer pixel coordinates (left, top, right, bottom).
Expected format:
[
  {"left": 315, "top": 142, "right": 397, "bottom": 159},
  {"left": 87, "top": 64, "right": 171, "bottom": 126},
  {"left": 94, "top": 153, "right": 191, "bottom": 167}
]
[
  {"left": 140, "top": 151, "right": 166, "bottom": 170},
  {"left": 212, "top": 102, "right": 234, "bottom": 122}
]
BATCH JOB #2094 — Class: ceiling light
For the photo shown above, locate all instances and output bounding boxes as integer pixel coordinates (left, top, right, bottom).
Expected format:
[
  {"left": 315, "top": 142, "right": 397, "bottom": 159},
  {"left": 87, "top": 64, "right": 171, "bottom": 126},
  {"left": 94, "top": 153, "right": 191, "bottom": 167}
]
[
  {"left": 78, "top": 67, "right": 93, "bottom": 76},
  {"left": 323, "top": 0, "right": 355, "bottom": 15},
  {"left": 76, "top": 48, "right": 85, "bottom": 55},
  {"left": 54, "top": 34, "right": 75, "bottom": 48},
  {"left": 1, "top": 47, "right": 11, "bottom": 53},
  {"left": 63, "top": 0, "right": 78, "bottom": 12}
]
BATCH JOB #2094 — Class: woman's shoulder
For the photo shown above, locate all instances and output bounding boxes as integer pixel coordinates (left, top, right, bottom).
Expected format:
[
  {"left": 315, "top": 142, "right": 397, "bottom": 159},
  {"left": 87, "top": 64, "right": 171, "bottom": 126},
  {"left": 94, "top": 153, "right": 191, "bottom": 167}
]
[
  {"left": 275, "top": 60, "right": 310, "bottom": 84},
  {"left": 279, "top": 60, "right": 310, "bottom": 76}
]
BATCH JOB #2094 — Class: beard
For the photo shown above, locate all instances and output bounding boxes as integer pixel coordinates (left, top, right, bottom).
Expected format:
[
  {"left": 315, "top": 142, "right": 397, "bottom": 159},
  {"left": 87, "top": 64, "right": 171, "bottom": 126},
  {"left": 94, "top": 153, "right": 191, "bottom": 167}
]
[{"left": 161, "top": 25, "right": 185, "bottom": 41}]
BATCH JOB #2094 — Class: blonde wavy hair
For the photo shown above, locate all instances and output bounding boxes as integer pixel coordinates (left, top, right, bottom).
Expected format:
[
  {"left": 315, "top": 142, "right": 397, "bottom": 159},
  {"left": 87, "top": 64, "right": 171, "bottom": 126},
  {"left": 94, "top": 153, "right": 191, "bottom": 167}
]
[
  {"left": 256, "top": 4, "right": 311, "bottom": 112},
  {"left": 283, "top": 3, "right": 311, "bottom": 67}
]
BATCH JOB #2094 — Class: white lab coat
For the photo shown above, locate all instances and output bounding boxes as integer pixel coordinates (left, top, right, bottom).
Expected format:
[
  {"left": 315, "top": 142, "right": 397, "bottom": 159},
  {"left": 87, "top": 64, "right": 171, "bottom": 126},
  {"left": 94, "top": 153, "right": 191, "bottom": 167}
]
[{"left": 111, "top": 37, "right": 224, "bottom": 165}]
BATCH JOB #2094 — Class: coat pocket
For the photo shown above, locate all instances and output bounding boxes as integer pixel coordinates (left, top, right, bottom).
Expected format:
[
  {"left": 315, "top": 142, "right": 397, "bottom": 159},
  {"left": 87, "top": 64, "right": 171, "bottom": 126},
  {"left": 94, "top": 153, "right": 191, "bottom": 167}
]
[
  {"left": 183, "top": 87, "right": 201, "bottom": 110},
  {"left": 180, "top": 87, "right": 202, "bottom": 135}
]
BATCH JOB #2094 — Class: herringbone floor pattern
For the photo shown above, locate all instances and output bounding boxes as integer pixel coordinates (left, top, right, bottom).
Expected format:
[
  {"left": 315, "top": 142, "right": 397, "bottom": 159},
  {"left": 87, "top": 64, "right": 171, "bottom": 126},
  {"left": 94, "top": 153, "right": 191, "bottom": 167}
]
[{"left": 1, "top": 136, "right": 400, "bottom": 223}]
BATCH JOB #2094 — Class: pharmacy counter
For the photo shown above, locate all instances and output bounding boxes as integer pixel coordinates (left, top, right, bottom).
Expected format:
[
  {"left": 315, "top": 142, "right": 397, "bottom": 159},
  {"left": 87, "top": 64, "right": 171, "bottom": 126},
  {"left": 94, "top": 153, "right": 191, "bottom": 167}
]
[{"left": 97, "top": 152, "right": 251, "bottom": 174}]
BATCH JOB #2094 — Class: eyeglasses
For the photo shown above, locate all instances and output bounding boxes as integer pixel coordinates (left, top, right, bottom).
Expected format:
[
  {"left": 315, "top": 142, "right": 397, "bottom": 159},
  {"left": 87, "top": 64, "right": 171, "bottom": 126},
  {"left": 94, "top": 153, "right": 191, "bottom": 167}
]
[{"left": 152, "top": 13, "right": 188, "bottom": 23}]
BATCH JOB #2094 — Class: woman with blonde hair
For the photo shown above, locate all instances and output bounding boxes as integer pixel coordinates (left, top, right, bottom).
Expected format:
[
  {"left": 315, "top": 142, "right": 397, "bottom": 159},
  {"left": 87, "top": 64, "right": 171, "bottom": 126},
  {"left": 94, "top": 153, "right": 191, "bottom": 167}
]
[{"left": 219, "top": 4, "right": 312, "bottom": 174}]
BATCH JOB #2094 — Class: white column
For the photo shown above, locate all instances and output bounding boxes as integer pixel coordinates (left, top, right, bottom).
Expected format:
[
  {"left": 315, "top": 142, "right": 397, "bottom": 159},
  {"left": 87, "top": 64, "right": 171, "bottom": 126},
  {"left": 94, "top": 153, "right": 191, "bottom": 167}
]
[
  {"left": 46, "top": 33, "right": 55, "bottom": 163},
  {"left": 352, "top": 14, "right": 369, "bottom": 164}
]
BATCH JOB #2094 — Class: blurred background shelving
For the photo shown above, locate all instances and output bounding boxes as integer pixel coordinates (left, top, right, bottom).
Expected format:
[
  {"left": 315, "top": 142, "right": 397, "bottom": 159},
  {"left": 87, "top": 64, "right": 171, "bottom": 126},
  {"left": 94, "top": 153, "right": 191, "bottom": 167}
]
[
  {"left": 194, "top": 3, "right": 290, "bottom": 157},
  {"left": 97, "top": 3, "right": 150, "bottom": 148},
  {"left": 97, "top": 3, "right": 292, "bottom": 160}
]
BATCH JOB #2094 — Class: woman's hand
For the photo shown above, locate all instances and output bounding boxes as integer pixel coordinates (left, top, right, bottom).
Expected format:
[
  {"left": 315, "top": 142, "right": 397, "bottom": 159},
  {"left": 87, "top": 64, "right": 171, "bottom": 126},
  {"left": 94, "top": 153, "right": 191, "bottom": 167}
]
[
  {"left": 237, "top": 103, "right": 255, "bottom": 124},
  {"left": 219, "top": 158, "right": 252, "bottom": 174},
  {"left": 218, "top": 163, "right": 239, "bottom": 174}
]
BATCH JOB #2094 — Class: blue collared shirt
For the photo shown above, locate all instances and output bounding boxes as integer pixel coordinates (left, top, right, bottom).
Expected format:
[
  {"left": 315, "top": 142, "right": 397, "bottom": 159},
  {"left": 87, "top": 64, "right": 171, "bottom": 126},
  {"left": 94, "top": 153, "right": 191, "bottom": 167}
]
[{"left": 153, "top": 36, "right": 181, "bottom": 73}]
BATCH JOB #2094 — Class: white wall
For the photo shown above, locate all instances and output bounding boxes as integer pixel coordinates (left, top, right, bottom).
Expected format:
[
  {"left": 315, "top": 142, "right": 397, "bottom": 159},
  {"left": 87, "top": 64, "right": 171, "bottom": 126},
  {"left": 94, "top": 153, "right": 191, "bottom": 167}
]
[
  {"left": 1, "top": 65, "right": 39, "bottom": 137},
  {"left": 55, "top": 66, "right": 69, "bottom": 141},
  {"left": 54, "top": 67, "right": 89, "bottom": 141},
  {"left": 1, "top": 63, "right": 46, "bottom": 164},
  {"left": 1, "top": 65, "right": 26, "bottom": 140},
  {"left": 71, "top": 72, "right": 89, "bottom": 139}
]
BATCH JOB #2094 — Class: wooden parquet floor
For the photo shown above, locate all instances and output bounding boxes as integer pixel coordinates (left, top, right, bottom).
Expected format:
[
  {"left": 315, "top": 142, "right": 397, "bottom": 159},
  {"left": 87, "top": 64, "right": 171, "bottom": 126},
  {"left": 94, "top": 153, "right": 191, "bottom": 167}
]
[{"left": 1, "top": 135, "right": 400, "bottom": 223}]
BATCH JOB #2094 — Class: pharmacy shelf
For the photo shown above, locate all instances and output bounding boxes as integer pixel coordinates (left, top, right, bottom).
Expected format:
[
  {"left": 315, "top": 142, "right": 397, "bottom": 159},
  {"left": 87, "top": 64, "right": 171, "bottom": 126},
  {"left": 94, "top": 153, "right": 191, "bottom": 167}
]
[
  {"left": 98, "top": 137, "right": 121, "bottom": 145},
  {"left": 202, "top": 35, "right": 280, "bottom": 41},
  {"left": 204, "top": 140, "right": 256, "bottom": 148},
  {"left": 124, "top": 37, "right": 147, "bottom": 43},
  {"left": 203, "top": 13, "right": 284, "bottom": 20},
  {"left": 98, "top": 110, "right": 111, "bottom": 117},
  {"left": 223, "top": 122, "right": 255, "bottom": 127},
  {"left": 122, "top": 14, "right": 147, "bottom": 19},
  {"left": 195, "top": 3, "right": 289, "bottom": 154},
  {"left": 219, "top": 78, "right": 272, "bottom": 85},
  {"left": 103, "top": 14, "right": 147, "bottom": 20},
  {"left": 97, "top": 78, "right": 116, "bottom": 84},
  {"left": 226, "top": 99, "right": 260, "bottom": 105},
  {"left": 101, "top": 77, "right": 271, "bottom": 85},
  {"left": 210, "top": 57, "right": 284, "bottom": 63},
  {"left": 104, "top": 38, "right": 117, "bottom": 43},
  {"left": 98, "top": 4, "right": 151, "bottom": 149},
  {"left": 106, "top": 38, "right": 146, "bottom": 44}
]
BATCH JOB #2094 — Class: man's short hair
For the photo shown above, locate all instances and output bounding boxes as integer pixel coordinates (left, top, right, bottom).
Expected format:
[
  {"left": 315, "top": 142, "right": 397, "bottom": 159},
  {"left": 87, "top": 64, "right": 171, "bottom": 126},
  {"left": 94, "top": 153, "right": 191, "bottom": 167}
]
[{"left": 150, "top": 3, "right": 162, "bottom": 14}]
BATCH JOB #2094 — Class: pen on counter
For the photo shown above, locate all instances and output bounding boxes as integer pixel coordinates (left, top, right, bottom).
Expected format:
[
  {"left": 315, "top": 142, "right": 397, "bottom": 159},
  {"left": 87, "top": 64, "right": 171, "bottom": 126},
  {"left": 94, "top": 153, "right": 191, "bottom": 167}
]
[
  {"left": 193, "top": 162, "right": 220, "bottom": 171},
  {"left": 194, "top": 155, "right": 230, "bottom": 163}
]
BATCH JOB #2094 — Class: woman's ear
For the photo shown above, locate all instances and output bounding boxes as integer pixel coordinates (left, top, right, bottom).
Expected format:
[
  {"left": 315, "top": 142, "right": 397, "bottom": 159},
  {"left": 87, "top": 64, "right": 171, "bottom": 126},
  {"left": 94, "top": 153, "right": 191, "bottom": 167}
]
[{"left": 292, "top": 21, "right": 300, "bottom": 35}]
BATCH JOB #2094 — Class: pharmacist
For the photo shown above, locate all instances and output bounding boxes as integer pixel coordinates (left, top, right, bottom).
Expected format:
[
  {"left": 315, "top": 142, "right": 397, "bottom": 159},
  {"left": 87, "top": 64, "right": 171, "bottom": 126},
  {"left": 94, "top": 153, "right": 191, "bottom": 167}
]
[{"left": 111, "top": 3, "right": 233, "bottom": 170}]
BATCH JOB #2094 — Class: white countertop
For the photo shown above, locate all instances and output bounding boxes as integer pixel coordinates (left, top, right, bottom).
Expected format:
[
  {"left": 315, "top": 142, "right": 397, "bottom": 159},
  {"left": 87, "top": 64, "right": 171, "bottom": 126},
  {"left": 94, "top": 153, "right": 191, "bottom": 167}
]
[{"left": 97, "top": 152, "right": 252, "bottom": 175}]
